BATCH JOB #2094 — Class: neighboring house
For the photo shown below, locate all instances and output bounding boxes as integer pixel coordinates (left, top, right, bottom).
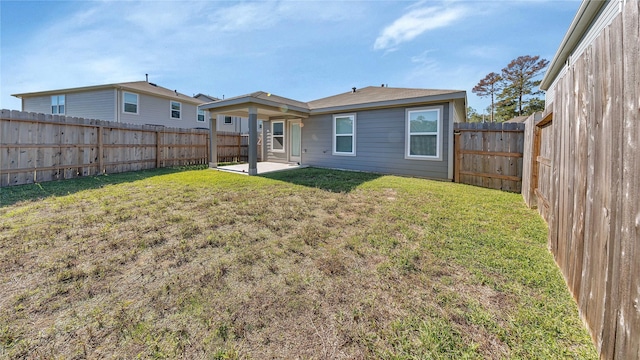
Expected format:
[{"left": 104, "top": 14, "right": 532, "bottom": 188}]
[
  {"left": 537, "top": 0, "right": 639, "bottom": 359},
  {"left": 12, "top": 81, "right": 210, "bottom": 128},
  {"left": 194, "top": 93, "right": 261, "bottom": 134},
  {"left": 201, "top": 86, "right": 467, "bottom": 179}
]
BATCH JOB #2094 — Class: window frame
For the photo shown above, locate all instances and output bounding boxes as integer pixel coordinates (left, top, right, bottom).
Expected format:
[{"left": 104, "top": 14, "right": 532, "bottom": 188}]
[
  {"left": 271, "top": 120, "right": 285, "bottom": 153},
  {"left": 170, "top": 101, "right": 182, "bottom": 119},
  {"left": 123, "top": 92, "right": 139, "bottom": 115},
  {"left": 51, "top": 95, "right": 65, "bottom": 115},
  {"left": 332, "top": 113, "right": 356, "bottom": 156},
  {"left": 405, "top": 106, "right": 443, "bottom": 161},
  {"left": 197, "top": 108, "right": 206, "bottom": 122},
  {"left": 224, "top": 116, "right": 232, "bottom": 124}
]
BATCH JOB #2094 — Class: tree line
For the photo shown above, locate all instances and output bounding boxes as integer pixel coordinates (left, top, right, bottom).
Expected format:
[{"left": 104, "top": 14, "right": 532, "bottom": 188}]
[{"left": 468, "top": 55, "right": 548, "bottom": 123}]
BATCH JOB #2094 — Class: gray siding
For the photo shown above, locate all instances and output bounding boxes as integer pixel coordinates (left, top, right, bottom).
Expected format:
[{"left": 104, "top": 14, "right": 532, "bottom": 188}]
[
  {"left": 263, "top": 120, "right": 287, "bottom": 163},
  {"left": 301, "top": 104, "right": 452, "bottom": 180},
  {"left": 118, "top": 90, "right": 203, "bottom": 128},
  {"left": 216, "top": 115, "right": 252, "bottom": 133},
  {"left": 22, "top": 90, "right": 116, "bottom": 121}
]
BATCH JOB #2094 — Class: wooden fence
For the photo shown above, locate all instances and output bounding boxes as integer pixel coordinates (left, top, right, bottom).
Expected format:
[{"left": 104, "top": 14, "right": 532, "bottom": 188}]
[
  {"left": 0, "top": 110, "right": 209, "bottom": 187},
  {"left": 453, "top": 122, "right": 526, "bottom": 192},
  {"left": 216, "top": 132, "right": 261, "bottom": 163},
  {"left": 521, "top": 2, "right": 639, "bottom": 358}
]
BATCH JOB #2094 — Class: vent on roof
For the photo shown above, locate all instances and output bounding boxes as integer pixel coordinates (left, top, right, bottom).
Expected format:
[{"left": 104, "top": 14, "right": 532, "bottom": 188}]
[
  {"left": 352, "top": 87, "right": 357, "bottom": 93},
  {"left": 149, "top": 82, "right": 157, "bottom": 87}
]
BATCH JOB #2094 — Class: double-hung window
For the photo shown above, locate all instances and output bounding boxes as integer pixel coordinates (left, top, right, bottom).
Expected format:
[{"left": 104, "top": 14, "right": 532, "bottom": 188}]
[
  {"left": 197, "top": 109, "right": 205, "bottom": 122},
  {"left": 51, "top": 95, "right": 65, "bottom": 114},
  {"left": 406, "top": 106, "right": 442, "bottom": 160},
  {"left": 123, "top": 92, "right": 138, "bottom": 114},
  {"left": 224, "top": 116, "right": 232, "bottom": 124},
  {"left": 271, "top": 121, "right": 285, "bottom": 152},
  {"left": 170, "top": 101, "right": 181, "bottom": 119},
  {"left": 333, "top": 114, "right": 356, "bottom": 156}
]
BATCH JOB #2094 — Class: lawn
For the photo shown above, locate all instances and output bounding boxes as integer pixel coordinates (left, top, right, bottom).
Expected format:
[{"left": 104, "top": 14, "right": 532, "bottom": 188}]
[{"left": 0, "top": 167, "right": 596, "bottom": 359}]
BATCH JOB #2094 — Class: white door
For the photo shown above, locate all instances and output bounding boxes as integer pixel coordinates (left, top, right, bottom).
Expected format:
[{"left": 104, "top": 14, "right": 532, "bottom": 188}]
[{"left": 289, "top": 120, "right": 301, "bottom": 164}]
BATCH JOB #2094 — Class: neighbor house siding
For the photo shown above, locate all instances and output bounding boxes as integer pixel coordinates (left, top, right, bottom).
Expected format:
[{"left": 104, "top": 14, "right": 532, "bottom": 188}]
[
  {"left": 118, "top": 91, "right": 201, "bottom": 128},
  {"left": 21, "top": 90, "right": 116, "bottom": 121},
  {"left": 302, "top": 104, "right": 451, "bottom": 179}
]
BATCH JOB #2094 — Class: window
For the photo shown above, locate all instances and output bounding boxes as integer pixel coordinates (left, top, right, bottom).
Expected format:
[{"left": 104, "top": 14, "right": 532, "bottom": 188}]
[
  {"left": 332, "top": 114, "right": 355, "bottom": 155},
  {"left": 123, "top": 92, "right": 138, "bottom": 114},
  {"left": 197, "top": 109, "right": 205, "bottom": 122},
  {"left": 224, "top": 116, "right": 232, "bottom": 124},
  {"left": 170, "top": 101, "right": 181, "bottom": 119},
  {"left": 271, "top": 121, "right": 285, "bottom": 152},
  {"left": 406, "top": 106, "right": 441, "bottom": 160},
  {"left": 51, "top": 95, "right": 65, "bottom": 114}
]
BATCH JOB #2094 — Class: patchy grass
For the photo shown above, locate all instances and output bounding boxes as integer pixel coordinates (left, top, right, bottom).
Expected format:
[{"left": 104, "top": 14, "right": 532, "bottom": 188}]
[{"left": 0, "top": 167, "right": 596, "bottom": 359}]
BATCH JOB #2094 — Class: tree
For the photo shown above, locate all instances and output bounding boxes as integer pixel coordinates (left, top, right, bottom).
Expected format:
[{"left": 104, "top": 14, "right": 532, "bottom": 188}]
[
  {"left": 499, "top": 55, "right": 549, "bottom": 116},
  {"left": 472, "top": 72, "right": 502, "bottom": 122},
  {"left": 466, "top": 107, "right": 485, "bottom": 123}
]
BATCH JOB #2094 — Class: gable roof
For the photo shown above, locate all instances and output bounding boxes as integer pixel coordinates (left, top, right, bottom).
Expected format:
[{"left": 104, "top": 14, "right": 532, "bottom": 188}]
[
  {"left": 307, "top": 86, "right": 465, "bottom": 113},
  {"left": 12, "top": 81, "right": 204, "bottom": 105}
]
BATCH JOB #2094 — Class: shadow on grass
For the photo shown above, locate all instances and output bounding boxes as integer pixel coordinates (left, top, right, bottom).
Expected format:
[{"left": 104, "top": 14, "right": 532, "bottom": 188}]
[
  {"left": 259, "top": 167, "right": 382, "bottom": 193},
  {"left": 1, "top": 165, "right": 206, "bottom": 207}
]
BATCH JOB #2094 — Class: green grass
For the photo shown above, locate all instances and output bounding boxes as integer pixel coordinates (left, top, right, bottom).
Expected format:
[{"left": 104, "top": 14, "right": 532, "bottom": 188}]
[{"left": 0, "top": 167, "right": 597, "bottom": 359}]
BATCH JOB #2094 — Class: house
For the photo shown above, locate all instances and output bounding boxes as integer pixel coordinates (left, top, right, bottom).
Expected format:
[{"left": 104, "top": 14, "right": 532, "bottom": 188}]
[
  {"left": 536, "top": 0, "right": 639, "bottom": 358},
  {"left": 200, "top": 86, "right": 467, "bottom": 178},
  {"left": 194, "top": 93, "right": 259, "bottom": 134},
  {"left": 12, "top": 81, "right": 210, "bottom": 128}
]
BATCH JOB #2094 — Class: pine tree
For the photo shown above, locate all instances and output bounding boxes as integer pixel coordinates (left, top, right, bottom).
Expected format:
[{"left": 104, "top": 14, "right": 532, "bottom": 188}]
[
  {"left": 499, "top": 55, "right": 549, "bottom": 116},
  {"left": 472, "top": 72, "right": 502, "bottom": 122}
]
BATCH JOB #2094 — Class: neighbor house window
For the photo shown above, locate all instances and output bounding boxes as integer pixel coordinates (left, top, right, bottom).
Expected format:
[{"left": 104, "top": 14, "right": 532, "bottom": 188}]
[
  {"left": 271, "top": 121, "right": 285, "bottom": 152},
  {"left": 224, "top": 116, "right": 232, "bottom": 124},
  {"left": 332, "top": 114, "right": 356, "bottom": 156},
  {"left": 197, "top": 109, "right": 205, "bottom": 122},
  {"left": 170, "top": 101, "right": 181, "bottom": 119},
  {"left": 123, "top": 92, "right": 138, "bottom": 114},
  {"left": 51, "top": 95, "right": 65, "bottom": 114},
  {"left": 406, "top": 106, "right": 442, "bottom": 160}
]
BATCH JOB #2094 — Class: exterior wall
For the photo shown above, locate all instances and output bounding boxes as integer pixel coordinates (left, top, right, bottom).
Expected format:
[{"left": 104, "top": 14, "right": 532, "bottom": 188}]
[
  {"left": 216, "top": 115, "right": 254, "bottom": 133},
  {"left": 118, "top": 90, "right": 204, "bottom": 128},
  {"left": 300, "top": 103, "right": 452, "bottom": 179},
  {"left": 262, "top": 119, "right": 287, "bottom": 163},
  {"left": 22, "top": 90, "right": 116, "bottom": 121}
]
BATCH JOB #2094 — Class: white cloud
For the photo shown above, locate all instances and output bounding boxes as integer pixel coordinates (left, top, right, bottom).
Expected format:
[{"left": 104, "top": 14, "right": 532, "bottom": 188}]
[{"left": 374, "top": 5, "right": 468, "bottom": 51}]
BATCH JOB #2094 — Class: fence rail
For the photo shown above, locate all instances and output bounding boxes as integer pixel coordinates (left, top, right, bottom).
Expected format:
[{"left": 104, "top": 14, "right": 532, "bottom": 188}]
[
  {"left": 453, "top": 122, "right": 525, "bottom": 192},
  {"left": 0, "top": 110, "right": 209, "bottom": 187}
]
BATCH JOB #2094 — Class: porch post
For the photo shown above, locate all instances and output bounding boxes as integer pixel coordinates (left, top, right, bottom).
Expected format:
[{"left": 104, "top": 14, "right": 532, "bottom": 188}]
[
  {"left": 209, "top": 112, "right": 217, "bottom": 168},
  {"left": 248, "top": 106, "right": 258, "bottom": 175}
]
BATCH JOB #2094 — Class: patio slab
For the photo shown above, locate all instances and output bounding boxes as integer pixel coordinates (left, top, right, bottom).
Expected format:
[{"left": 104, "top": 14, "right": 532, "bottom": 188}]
[{"left": 216, "top": 162, "right": 306, "bottom": 175}]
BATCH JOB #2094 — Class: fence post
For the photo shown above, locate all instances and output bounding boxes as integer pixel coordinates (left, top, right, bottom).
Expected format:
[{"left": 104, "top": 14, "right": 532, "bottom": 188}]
[
  {"left": 454, "top": 132, "right": 461, "bottom": 183},
  {"left": 156, "top": 131, "right": 161, "bottom": 168},
  {"left": 97, "top": 126, "right": 104, "bottom": 174}
]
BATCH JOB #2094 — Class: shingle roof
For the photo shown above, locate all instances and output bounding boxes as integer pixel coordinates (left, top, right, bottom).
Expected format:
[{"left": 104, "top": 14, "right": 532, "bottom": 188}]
[
  {"left": 307, "top": 86, "right": 464, "bottom": 110},
  {"left": 13, "top": 81, "right": 204, "bottom": 104}
]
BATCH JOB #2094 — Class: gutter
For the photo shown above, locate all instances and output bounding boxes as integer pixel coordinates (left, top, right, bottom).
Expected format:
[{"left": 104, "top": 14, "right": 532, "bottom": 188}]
[{"left": 540, "top": 0, "right": 608, "bottom": 90}]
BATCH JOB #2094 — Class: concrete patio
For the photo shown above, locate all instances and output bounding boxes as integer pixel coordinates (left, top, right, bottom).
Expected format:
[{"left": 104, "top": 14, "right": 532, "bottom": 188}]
[{"left": 216, "top": 162, "right": 306, "bottom": 175}]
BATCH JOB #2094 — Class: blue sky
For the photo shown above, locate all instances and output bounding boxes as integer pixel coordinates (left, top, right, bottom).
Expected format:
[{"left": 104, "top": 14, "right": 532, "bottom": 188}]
[{"left": 1, "top": 0, "right": 580, "bottom": 113}]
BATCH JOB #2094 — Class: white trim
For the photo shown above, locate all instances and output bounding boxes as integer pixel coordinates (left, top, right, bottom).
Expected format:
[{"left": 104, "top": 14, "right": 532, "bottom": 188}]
[
  {"left": 332, "top": 113, "right": 356, "bottom": 156},
  {"left": 271, "top": 120, "right": 285, "bottom": 153},
  {"left": 50, "top": 94, "right": 65, "bottom": 115},
  {"left": 405, "top": 105, "right": 443, "bottom": 161},
  {"left": 123, "top": 91, "right": 139, "bottom": 115},
  {"left": 170, "top": 100, "right": 182, "bottom": 119},
  {"left": 448, "top": 102, "right": 455, "bottom": 179},
  {"left": 197, "top": 108, "right": 206, "bottom": 122},
  {"left": 289, "top": 119, "right": 302, "bottom": 163}
]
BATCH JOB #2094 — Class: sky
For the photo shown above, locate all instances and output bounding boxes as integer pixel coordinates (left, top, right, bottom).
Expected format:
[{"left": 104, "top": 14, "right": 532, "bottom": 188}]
[{"left": 0, "top": 0, "right": 581, "bottom": 114}]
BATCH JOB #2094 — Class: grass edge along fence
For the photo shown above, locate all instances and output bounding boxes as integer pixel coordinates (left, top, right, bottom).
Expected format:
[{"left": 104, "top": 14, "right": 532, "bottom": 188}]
[{"left": 0, "top": 109, "right": 209, "bottom": 187}]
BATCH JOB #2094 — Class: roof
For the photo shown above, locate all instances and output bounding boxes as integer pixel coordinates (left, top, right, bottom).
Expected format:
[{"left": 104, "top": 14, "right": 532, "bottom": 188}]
[
  {"left": 503, "top": 115, "right": 529, "bottom": 123},
  {"left": 200, "top": 86, "right": 466, "bottom": 118},
  {"left": 307, "top": 86, "right": 465, "bottom": 111},
  {"left": 540, "top": 0, "right": 607, "bottom": 89},
  {"left": 12, "top": 81, "right": 205, "bottom": 105},
  {"left": 194, "top": 93, "right": 219, "bottom": 102}
]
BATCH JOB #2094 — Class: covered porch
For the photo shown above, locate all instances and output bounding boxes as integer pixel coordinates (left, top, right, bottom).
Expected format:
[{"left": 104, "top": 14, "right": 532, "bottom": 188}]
[{"left": 200, "top": 92, "right": 310, "bottom": 175}]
